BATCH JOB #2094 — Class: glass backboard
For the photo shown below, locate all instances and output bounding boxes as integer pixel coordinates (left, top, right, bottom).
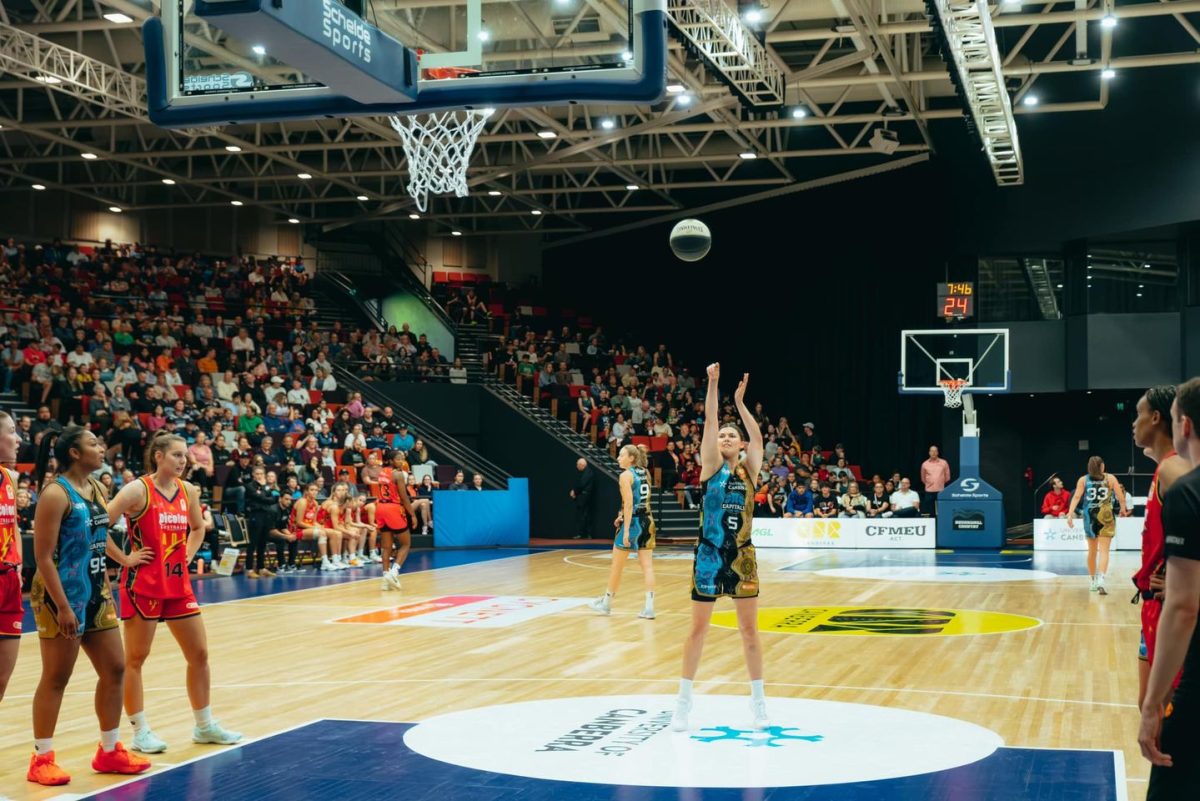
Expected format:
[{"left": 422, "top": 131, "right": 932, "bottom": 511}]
[
  {"left": 146, "top": 0, "right": 665, "bottom": 128},
  {"left": 898, "top": 329, "right": 1011, "bottom": 395}
]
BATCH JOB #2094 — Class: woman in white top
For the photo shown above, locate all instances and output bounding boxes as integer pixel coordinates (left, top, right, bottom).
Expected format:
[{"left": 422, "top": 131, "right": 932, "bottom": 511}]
[{"left": 309, "top": 368, "right": 337, "bottom": 392}]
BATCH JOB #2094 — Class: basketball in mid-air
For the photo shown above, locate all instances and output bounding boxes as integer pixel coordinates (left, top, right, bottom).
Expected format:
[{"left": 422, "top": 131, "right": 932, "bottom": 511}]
[{"left": 670, "top": 219, "right": 712, "bottom": 262}]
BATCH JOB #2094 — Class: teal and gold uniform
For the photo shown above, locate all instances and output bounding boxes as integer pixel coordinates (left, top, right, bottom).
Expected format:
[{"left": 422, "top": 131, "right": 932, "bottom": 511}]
[
  {"left": 1083, "top": 474, "right": 1116, "bottom": 539},
  {"left": 692, "top": 463, "right": 758, "bottom": 602},
  {"left": 31, "top": 477, "right": 119, "bottom": 639},
  {"left": 615, "top": 466, "right": 656, "bottom": 552}
]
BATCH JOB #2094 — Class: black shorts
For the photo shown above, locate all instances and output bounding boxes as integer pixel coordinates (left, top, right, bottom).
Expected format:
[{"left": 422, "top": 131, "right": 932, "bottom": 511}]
[{"left": 1148, "top": 701, "right": 1200, "bottom": 800}]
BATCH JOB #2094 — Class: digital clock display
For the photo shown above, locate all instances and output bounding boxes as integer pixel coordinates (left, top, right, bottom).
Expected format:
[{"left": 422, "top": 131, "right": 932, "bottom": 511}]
[{"left": 937, "top": 282, "right": 975, "bottom": 319}]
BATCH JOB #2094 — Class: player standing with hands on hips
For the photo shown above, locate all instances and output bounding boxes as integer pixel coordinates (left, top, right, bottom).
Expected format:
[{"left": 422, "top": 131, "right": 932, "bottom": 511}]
[
  {"left": 671, "top": 363, "right": 767, "bottom": 732},
  {"left": 587, "top": 443, "right": 656, "bottom": 619},
  {"left": 1139, "top": 377, "right": 1200, "bottom": 799}
]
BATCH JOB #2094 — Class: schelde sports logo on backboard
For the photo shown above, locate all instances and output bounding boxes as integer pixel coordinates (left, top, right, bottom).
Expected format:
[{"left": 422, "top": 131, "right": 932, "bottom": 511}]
[
  {"left": 322, "top": 0, "right": 373, "bottom": 64},
  {"left": 402, "top": 694, "right": 1004, "bottom": 788}
]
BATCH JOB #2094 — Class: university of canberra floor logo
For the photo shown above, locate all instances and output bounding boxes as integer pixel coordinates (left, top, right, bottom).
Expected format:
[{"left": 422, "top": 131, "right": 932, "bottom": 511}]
[{"left": 402, "top": 694, "right": 1004, "bottom": 788}]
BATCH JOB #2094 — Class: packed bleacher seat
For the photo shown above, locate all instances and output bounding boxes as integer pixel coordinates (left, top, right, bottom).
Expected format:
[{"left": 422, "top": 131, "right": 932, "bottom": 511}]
[{"left": 1, "top": 234, "right": 487, "bottom": 568}]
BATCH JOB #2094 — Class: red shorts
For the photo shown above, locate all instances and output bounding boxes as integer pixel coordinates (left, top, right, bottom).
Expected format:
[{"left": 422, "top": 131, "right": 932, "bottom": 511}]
[
  {"left": 1142, "top": 598, "right": 1183, "bottom": 688},
  {"left": 374, "top": 503, "right": 410, "bottom": 532},
  {"left": 0, "top": 570, "right": 23, "bottom": 637},
  {"left": 119, "top": 583, "right": 201, "bottom": 622}
]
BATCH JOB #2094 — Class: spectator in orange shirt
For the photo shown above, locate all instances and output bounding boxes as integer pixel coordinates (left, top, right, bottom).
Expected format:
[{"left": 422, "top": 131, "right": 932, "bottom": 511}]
[
  {"left": 1041, "top": 477, "right": 1071, "bottom": 518},
  {"left": 197, "top": 348, "right": 219, "bottom": 374}
]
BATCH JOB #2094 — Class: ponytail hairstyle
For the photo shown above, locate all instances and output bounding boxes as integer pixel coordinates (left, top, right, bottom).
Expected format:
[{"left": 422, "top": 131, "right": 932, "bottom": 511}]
[
  {"left": 619, "top": 444, "right": 647, "bottom": 469},
  {"left": 1086, "top": 455, "right": 1105, "bottom": 481},
  {"left": 145, "top": 429, "right": 187, "bottom": 473},
  {"left": 34, "top": 424, "right": 89, "bottom": 491},
  {"left": 1144, "top": 384, "right": 1177, "bottom": 436}
]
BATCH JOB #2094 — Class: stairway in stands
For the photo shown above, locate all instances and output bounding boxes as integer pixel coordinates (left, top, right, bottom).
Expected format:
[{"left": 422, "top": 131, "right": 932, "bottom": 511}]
[{"left": 455, "top": 326, "right": 700, "bottom": 542}]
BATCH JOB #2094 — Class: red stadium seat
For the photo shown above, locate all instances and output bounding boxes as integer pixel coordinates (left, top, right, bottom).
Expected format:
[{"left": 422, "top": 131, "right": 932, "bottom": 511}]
[
  {"left": 849, "top": 465, "right": 864, "bottom": 480},
  {"left": 648, "top": 436, "right": 668, "bottom": 452},
  {"left": 309, "top": 390, "right": 323, "bottom": 404},
  {"left": 433, "top": 271, "right": 448, "bottom": 283},
  {"left": 448, "top": 272, "right": 463, "bottom": 282},
  {"left": 568, "top": 385, "right": 586, "bottom": 399},
  {"left": 174, "top": 385, "right": 189, "bottom": 398},
  {"left": 15, "top": 463, "right": 35, "bottom": 477}
]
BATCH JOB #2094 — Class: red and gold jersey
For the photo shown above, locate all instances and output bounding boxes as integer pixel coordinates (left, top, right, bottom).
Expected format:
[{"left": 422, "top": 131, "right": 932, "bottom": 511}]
[
  {"left": 0, "top": 469, "right": 18, "bottom": 567},
  {"left": 290, "top": 497, "right": 319, "bottom": 531},
  {"left": 123, "top": 476, "right": 192, "bottom": 599},
  {"left": 377, "top": 467, "right": 403, "bottom": 504},
  {"left": 1134, "top": 456, "right": 1174, "bottom": 592}
]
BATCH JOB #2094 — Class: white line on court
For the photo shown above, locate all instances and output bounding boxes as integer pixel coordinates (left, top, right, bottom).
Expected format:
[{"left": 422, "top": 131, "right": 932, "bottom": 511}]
[{"left": 28, "top": 675, "right": 1129, "bottom": 711}]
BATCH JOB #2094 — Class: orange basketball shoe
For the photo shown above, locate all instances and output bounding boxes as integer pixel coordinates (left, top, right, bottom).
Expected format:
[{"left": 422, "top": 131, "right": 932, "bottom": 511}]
[
  {"left": 27, "top": 752, "right": 71, "bottom": 785},
  {"left": 93, "top": 742, "right": 152, "bottom": 775}
]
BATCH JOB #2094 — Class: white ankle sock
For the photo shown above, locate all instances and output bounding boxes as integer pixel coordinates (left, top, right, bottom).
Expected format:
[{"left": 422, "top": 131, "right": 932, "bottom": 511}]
[
  {"left": 193, "top": 706, "right": 213, "bottom": 727},
  {"left": 100, "top": 729, "right": 119, "bottom": 752},
  {"left": 34, "top": 738, "right": 53, "bottom": 755},
  {"left": 678, "top": 678, "right": 693, "bottom": 700},
  {"left": 645, "top": 591, "right": 654, "bottom": 605},
  {"left": 750, "top": 679, "right": 765, "bottom": 701},
  {"left": 129, "top": 711, "right": 148, "bottom": 735}
]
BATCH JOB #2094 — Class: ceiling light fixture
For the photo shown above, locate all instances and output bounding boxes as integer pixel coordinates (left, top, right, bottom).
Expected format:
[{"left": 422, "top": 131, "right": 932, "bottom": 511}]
[
  {"left": 600, "top": 118, "right": 616, "bottom": 130},
  {"left": 536, "top": 130, "right": 557, "bottom": 139},
  {"left": 32, "top": 184, "right": 46, "bottom": 191},
  {"left": 103, "top": 13, "right": 134, "bottom": 24},
  {"left": 1101, "top": 68, "right": 1116, "bottom": 80},
  {"left": 625, "top": 184, "right": 639, "bottom": 190},
  {"left": 744, "top": 9, "right": 763, "bottom": 23},
  {"left": 1022, "top": 94, "right": 1039, "bottom": 107},
  {"left": 531, "top": 209, "right": 543, "bottom": 215},
  {"left": 162, "top": 178, "right": 176, "bottom": 185},
  {"left": 1101, "top": 13, "right": 1117, "bottom": 29},
  {"left": 792, "top": 107, "right": 808, "bottom": 119},
  {"left": 477, "top": 30, "right": 490, "bottom": 42},
  {"left": 739, "top": 151, "right": 758, "bottom": 160},
  {"left": 666, "top": 83, "right": 685, "bottom": 94},
  {"left": 677, "top": 93, "right": 694, "bottom": 106},
  {"left": 356, "top": 195, "right": 369, "bottom": 201},
  {"left": 230, "top": 200, "right": 244, "bottom": 206},
  {"left": 298, "top": 173, "right": 313, "bottom": 180},
  {"left": 35, "top": 75, "right": 62, "bottom": 84},
  {"left": 451, "top": 230, "right": 462, "bottom": 236},
  {"left": 81, "top": 152, "right": 99, "bottom": 160},
  {"left": 252, "top": 44, "right": 266, "bottom": 56},
  {"left": 409, "top": 213, "right": 420, "bottom": 220},
  {"left": 488, "top": 190, "right": 502, "bottom": 196},
  {"left": 225, "top": 145, "right": 242, "bottom": 152},
  {"left": 108, "top": 206, "right": 122, "bottom": 213}
]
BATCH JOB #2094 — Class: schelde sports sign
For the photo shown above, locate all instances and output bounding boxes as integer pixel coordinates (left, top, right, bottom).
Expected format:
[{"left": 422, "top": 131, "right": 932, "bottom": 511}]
[
  {"left": 752, "top": 517, "right": 935, "bottom": 549},
  {"left": 1033, "top": 517, "right": 1144, "bottom": 551}
]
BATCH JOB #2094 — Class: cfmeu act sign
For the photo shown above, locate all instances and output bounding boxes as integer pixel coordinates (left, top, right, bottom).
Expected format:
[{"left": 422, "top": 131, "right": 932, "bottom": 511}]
[{"left": 711, "top": 606, "right": 1041, "bottom": 637}]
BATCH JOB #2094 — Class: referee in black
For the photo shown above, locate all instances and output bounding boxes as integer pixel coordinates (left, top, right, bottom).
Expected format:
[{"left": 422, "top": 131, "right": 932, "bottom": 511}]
[{"left": 1140, "top": 376, "right": 1200, "bottom": 798}]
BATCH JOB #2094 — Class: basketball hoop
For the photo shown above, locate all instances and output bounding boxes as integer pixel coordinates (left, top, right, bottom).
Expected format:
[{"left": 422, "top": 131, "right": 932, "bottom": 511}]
[
  {"left": 387, "top": 108, "right": 493, "bottom": 213},
  {"left": 939, "top": 379, "right": 969, "bottom": 409}
]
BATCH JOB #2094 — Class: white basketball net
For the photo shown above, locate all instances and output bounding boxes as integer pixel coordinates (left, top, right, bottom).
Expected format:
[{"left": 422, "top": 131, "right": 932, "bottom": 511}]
[
  {"left": 940, "top": 379, "right": 969, "bottom": 409},
  {"left": 388, "top": 109, "right": 493, "bottom": 213}
]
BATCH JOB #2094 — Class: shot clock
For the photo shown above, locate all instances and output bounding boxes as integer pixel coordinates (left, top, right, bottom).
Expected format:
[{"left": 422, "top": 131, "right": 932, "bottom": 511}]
[{"left": 937, "top": 282, "right": 974, "bottom": 319}]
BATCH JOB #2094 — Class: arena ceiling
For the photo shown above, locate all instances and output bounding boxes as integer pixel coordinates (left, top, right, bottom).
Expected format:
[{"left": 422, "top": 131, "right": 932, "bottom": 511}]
[{"left": 0, "top": 0, "right": 1197, "bottom": 241}]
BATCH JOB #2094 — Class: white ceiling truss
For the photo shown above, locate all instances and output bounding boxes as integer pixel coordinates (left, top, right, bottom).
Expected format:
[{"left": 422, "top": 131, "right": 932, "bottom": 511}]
[{"left": 0, "top": 0, "right": 1196, "bottom": 239}]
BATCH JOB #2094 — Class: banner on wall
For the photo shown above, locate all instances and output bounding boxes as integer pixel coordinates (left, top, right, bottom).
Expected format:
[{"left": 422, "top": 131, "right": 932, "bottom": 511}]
[
  {"left": 752, "top": 517, "right": 936, "bottom": 549},
  {"left": 1032, "top": 517, "right": 1144, "bottom": 551}
]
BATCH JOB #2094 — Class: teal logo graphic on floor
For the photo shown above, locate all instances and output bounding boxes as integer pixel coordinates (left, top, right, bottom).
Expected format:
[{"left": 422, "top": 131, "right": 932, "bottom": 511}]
[
  {"left": 693, "top": 725, "right": 824, "bottom": 748},
  {"left": 402, "top": 694, "right": 1003, "bottom": 787}
]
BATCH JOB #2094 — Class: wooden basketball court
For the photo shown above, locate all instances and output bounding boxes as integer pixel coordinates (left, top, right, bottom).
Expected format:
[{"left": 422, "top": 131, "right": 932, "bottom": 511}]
[{"left": 0, "top": 547, "right": 1144, "bottom": 800}]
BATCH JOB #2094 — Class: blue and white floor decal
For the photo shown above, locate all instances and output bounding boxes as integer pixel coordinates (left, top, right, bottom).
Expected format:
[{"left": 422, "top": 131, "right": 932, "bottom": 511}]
[{"left": 80, "top": 702, "right": 1122, "bottom": 801}]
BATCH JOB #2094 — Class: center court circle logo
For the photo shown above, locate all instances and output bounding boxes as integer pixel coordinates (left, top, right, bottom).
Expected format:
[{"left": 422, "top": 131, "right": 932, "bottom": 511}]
[
  {"left": 403, "top": 694, "right": 1003, "bottom": 787},
  {"left": 711, "top": 607, "right": 1042, "bottom": 636}
]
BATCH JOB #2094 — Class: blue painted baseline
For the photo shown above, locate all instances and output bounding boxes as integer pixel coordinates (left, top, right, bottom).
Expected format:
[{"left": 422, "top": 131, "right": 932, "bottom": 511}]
[{"left": 81, "top": 719, "right": 1121, "bottom": 801}]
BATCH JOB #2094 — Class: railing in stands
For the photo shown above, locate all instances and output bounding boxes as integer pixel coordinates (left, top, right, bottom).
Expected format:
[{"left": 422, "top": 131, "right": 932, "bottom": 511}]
[
  {"left": 316, "top": 271, "right": 388, "bottom": 333},
  {"left": 330, "top": 363, "right": 511, "bottom": 490},
  {"left": 480, "top": 376, "right": 620, "bottom": 481}
]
